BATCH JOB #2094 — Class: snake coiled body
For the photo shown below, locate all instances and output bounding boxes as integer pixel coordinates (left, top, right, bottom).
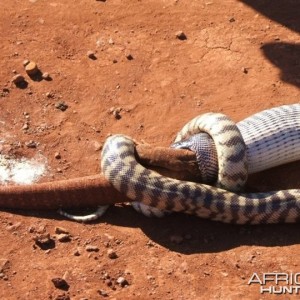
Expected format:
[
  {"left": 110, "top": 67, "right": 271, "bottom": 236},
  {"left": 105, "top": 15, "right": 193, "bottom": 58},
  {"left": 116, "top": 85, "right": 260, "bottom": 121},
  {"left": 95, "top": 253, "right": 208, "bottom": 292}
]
[
  {"left": 101, "top": 104, "right": 300, "bottom": 224},
  {"left": 173, "top": 103, "right": 300, "bottom": 183}
]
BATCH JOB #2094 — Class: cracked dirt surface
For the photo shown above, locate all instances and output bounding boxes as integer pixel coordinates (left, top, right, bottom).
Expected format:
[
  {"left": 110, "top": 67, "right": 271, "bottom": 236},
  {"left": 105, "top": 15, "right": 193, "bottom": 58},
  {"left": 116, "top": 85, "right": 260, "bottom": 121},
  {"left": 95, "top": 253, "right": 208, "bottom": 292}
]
[{"left": 0, "top": 0, "right": 300, "bottom": 299}]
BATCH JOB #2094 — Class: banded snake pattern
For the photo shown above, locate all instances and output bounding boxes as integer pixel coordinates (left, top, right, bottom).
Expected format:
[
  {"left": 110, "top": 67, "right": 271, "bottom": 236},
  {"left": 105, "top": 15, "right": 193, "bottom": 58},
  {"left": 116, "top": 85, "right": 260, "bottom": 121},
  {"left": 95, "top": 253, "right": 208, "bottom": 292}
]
[{"left": 61, "top": 104, "right": 300, "bottom": 224}]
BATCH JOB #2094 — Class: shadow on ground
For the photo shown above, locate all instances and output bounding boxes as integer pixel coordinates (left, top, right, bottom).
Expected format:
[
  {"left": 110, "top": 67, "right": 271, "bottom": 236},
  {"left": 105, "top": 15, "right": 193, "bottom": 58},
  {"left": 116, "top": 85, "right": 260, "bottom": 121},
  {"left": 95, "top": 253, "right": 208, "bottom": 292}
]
[
  {"left": 241, "top": 0, "right": 299, "bottom": 33},
  {"left": 7, "top": 160, "right": 300, "bottom": 254},
  {"left": 261, "top": 42, "right": 300, "bottom": 88},
  {"left": 14, "top": 205, "right": 300, "bottom": 255},
  {"left": 241, "top": 0, "right": 300, "bottom": 88}
]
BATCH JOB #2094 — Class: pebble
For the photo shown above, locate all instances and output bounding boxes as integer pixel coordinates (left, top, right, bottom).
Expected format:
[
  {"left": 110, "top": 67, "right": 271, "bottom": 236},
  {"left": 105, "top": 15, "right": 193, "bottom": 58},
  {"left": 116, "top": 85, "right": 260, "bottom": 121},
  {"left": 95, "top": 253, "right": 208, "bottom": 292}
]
[
  {"left": 55, "top": 293, "right": 70, "bottom": 300},
  {"left": 105, "top": 279, "right": 112, "bottom": 286},
  {"left": 175, "top": 31, "right": 187, "bottom": 40},
  {"left": 42, "top": 72, "right": 50, "bottom": 80},
  {"left": 116, "top": 276, "right": 128, "bottom": 287},
  {"left": 34, "top": 233, "right": 54, "bottom": 249},
  {"left": 85, "top": 245, "right": 99, "bottom": 252},
  {"left": 73, "top": 248, "right": 81, "bottom": 256},
  {"left": 55, "top": 102, "right": 68, "bottom": 111},
  {"left": 0, "top": 259, "right": 10, "bottom": 273},
  {"left": 94, "top": 141, "right": 103, "bottom": 151},
  {"left": 25, "top": 140, "right": 38, "bottom": 148},
  {"left": 0, "top": 88, "right": 9, "bottom": 97},
  {"left": 113, "top": 110, "right": 121, "bottom": 120},
  {"left": 55, "top": 152, "right": 61, "bottom": 159},
  {"left": 6, "top": 222, "right": 22, "bottom": 231},
  {"left": 23, "top": 59, "right": 30, "bottom": 66},
  {"left": 46, "top": 92, "right": 54, "bottom": 98},
  {"left": 125, "top": 53, "right": 133, "bottom": 60},
  {"left": 22, "top": 123, "right": 29, "bottom": 130},
  {"left": 25, "top": 61, "right": 39, "bottom": 76},
  {"left": 107, "top": 249, "right": 117, "bottom": 259},
  {"left": 51, "top": 277, "right": 69, "bottom": 290},
  {"left": 87, "top": 50, "right": 96, "bottom": 59},
  {"left": 242, "top": 67, "right": 248, "bottom": 74},
  {"left": 110, "top": 107, "right": 122, "bottom": 120},
  {"left": 12, "top": 74, "right": 25, "bottom": 84},
  {"left": 108, "top": 38, "right": 114, "bottom": 45},
  {"left": 98, "top": 289, "right": 109, "bottom": 297},
  {"left": 55, "top": 227, "right": 69, "bottom": 234},
  {"left": 57, "top": 233, "right": 71, "bottom": 243}
]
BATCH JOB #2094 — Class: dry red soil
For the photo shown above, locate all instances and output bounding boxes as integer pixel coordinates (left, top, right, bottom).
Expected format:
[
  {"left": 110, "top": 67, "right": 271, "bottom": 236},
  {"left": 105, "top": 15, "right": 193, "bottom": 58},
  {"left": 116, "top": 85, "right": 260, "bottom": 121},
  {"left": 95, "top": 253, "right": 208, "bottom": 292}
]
[{"left": 1, "top": 0, "right": 300, "bottom": 299}]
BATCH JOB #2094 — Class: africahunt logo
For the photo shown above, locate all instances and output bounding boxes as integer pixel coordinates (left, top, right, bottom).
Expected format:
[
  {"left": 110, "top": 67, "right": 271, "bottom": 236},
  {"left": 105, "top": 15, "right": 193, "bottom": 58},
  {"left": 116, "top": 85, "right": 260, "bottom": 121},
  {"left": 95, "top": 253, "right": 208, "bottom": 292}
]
[{"left": 248, "top": 273, "right": 300, "bottom": 294}]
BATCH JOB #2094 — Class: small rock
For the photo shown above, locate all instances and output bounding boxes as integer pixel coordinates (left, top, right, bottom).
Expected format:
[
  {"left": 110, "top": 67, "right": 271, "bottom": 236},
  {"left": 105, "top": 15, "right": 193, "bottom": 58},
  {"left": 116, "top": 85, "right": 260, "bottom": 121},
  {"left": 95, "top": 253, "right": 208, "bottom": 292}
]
[
  {"left": 55, "top": 102, "right": 68, "bottom": 111},
  {"left": 42, "top": 72, "right": 50, "bottom": 80},
  {"left": 110, "top": 107, "right": 122, "bottom": 119},
  {"left": 125, "top": 53, "right": 133, "bottom": 60},
  {"left": 94, "top": 141, "right": 103, "bottom": 151},
  {"left": 73, "top": 248, "right": 81, "bottom": 256},
  {"left": 108, "top": 38, "right": 114, "bottom": 45},
  {"left": 6, "top": 222, "right": 22, "bottom": 231},
  {"left": 0, "top": 259, "right": 10, "bottom": 273},
  {"left": 87, "top": 50, "right": 96, "bottom": 59},
  {"left": 175, "top": 30, "right": 187, "bottom": 40},
  {"left": 229, "top": 17, "right": 235, "bottom": 22},
  {"left": 23, "top": 59, "right": 30, "bottom": 66},
  {"left": 34, "top": 233, "right": 55, "bottom": 249},
  {"left": 96, "top": 0, "right": 106, "bottom": 2},
  {"left": 25, "top": 140, "right": 38, "bottom": 148},
  {"left": 112, "top": 59, "right": 118, "bottom": 64},
  {"left": 25, "top": 61, "right": 39, "bottom": 76},
  {"left": 98, "top": 289, "right": 109, "bottom": 297},
  {"left": 242, "top": 67, "right": 248, "bottom": 74},
  {"left": 51, "top": 277, "right": 70, "bottom": 290},
  {"left": 22, "top": 123, "right": 29, "bottom": 130},
  {"left": 55, "top": 152, "right": 61, "bottom": 159},
  {"left": 113, "top": 110, "right": 121, "bottom": 120},
  {"left": 57, "top": 234, "right": 71, "bottom": 243},
  {"left": 55, "top": 293, "right": 70, "bottom": 300},
  {"left": 55, "top": 227, "right": 69, "bottom": 234},
  {"left": 116, "top": 276, "right": 128, "bottom": 287},
  {"left": 85, "top": 245, "right": 99, "bottom": 252},
  {"left": 105, "top": 279, "right": 112, "bottom": 286},
  {"left": 107, "top": 249, "right": 117, "bottom": 259},
  {"left": 12, "top": 74, "right": 25, "bottom": 84},
  {"left": 46, "top": 92, "right": 54, "bottom": 98},
  {"left": 0, "top": 88, "right": 9, "bottom": 97},
  {"left": 146, "top": 240, "right": 155, "bottom": 247}
]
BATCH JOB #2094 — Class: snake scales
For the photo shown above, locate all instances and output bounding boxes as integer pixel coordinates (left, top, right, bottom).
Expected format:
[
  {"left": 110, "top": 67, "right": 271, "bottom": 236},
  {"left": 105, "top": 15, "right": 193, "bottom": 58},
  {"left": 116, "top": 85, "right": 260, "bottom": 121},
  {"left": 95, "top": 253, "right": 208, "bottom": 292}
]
[{"left": 61, "top": 104, "right": 300, "bottom": 223}]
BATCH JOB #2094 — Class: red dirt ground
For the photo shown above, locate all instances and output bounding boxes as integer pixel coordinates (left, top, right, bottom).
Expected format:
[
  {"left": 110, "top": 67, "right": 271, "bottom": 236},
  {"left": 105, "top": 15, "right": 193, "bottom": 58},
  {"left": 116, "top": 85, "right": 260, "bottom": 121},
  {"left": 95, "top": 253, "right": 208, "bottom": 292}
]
[{"left": 0, "top": 0, "right": 300, "bottom": 299}]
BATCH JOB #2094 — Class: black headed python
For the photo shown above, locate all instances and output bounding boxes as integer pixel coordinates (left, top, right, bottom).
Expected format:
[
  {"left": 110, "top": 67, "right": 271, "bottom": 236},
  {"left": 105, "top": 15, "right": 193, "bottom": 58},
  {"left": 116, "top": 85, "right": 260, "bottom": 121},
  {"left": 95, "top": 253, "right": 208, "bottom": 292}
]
[{"left": 61, "top": 104, "right": 300, "bottom": 224}]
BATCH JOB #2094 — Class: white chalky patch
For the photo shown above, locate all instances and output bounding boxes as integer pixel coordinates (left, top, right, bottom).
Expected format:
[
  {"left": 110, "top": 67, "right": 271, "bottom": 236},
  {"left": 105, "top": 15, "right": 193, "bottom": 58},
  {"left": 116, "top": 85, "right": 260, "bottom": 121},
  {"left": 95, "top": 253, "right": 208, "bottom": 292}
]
[
  {"left": 0, "top": 153, "right": 47, "bottom": 185},
  {"left": 0, "top": 120, "right": 48, "bottom": 184}
]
